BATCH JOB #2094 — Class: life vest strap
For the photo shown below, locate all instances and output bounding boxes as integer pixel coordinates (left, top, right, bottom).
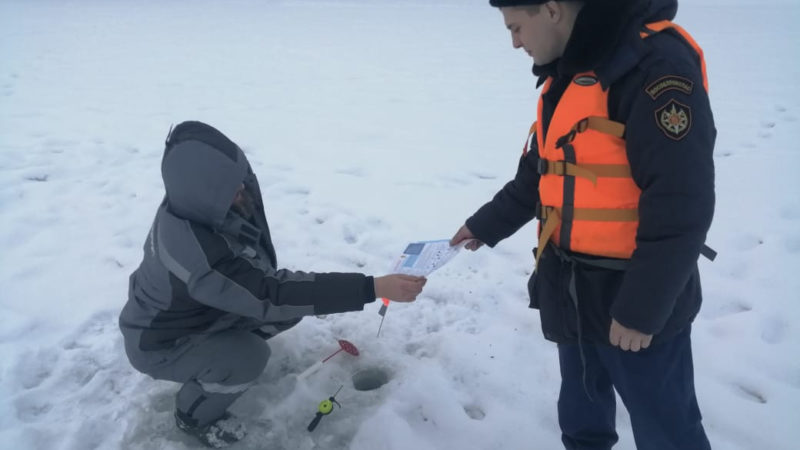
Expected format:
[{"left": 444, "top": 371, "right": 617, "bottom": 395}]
[
  {"left": 556, "top": 116, "right": 626, "bottom": 148},
  {"left": 538, "top": 159, "right": 597, "bottom": 184},
  {"left": 523, "top": 121, "right": 537, "bottom": 156},
  {"left": 536, "top": 207, "right": 561, "bottom": 265},
  {"left": 538, "top": 159, "right": 632, "bottom": 185},
  {"left": 541, "top": 205, "right": 639, "bottom": 222},
  {"left": 535, "top": 205, "right": 639, "bottom": 265},
  {"left": 535, "top": 204, "right": 717, "bottom": 264},
  {"left": 577, "top": 117, "right": 626, "bottom": 138},
  {"left": 549, "top": 243, "right": 631, "bottom": 271},
  {"left": 700, "top": 245, "right": 717, "bottom": 261}
]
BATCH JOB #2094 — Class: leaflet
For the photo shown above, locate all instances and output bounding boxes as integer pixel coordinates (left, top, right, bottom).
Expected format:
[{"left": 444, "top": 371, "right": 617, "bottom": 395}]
[{"left": 389, "top": 239, "right": 466, "bottom": 277}]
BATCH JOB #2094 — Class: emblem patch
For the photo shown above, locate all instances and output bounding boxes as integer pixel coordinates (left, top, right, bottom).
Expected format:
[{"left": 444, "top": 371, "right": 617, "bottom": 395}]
[
  {"left": 573, "top": 75, "right": 598, "bottom": 86},
  {"left": 645, "top": 75, "right": 693, "bottom": 100},
  {"left": 655, "top": 99, "right": 692, "bottom": 140}
]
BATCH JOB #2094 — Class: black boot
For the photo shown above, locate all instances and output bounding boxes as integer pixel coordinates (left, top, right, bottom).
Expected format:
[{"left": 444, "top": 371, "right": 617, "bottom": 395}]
[{"left": 175, "top": 409, "right": 246, "bottom": 448}]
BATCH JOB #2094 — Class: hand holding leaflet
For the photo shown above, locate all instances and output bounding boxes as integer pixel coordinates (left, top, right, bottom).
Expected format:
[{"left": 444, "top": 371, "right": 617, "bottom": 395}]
[{"left": 377, "top": 239, "right": 468, "bottom": 336}]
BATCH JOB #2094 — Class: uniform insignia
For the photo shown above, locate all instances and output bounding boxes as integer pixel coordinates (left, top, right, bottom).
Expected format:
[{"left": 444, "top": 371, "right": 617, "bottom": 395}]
[
  {"left": 645, "top": 75, "right": 693, "bottom": 100},
  {"left": 655, "top": 99, "right": 692, "bottom": 140},
  {"left": 573, "top": 75, "right": 598, "bottom": 86}
]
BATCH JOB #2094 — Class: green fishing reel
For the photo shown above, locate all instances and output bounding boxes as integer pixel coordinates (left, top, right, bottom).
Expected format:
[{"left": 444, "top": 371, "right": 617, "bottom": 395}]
[
  {"left": 318, "top": 399, "right": 335, "bottom": 415},
  {"left": 307, "top": 386, "right": 343, "bottom": 432}
]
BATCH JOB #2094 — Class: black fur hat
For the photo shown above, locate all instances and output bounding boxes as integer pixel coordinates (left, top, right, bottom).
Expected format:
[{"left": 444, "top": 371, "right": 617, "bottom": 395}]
[
  {"left": 489, "top": 0, "right": 549, "bottom": 5},
  {"left": 488, "top": 0, "right": 626, "bottom": 8}
]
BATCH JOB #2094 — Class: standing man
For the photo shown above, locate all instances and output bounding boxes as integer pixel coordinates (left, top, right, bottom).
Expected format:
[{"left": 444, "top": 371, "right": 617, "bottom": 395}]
[
  {"left": 120, "top": 121, "right": 426, "bottom": 448},
  {"left": 451, "top": 1, "right": 715, "bottom": 449}
]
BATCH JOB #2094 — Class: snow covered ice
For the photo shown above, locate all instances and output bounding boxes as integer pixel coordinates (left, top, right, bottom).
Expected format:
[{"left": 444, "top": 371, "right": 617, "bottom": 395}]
[{"left": 1, "top": 0, "right": 799, "bottom": 449}]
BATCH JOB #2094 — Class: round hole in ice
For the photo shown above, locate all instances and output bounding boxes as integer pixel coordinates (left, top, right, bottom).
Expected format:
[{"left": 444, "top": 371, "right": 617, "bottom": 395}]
[{"left": 352, "top": 368, "right": 390, "bottom": 391}]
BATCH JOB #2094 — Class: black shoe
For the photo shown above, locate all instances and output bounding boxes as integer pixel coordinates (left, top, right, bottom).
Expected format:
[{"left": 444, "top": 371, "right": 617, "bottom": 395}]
[{"left": 175, "top": 410, "right": 247, "bottom": 448}]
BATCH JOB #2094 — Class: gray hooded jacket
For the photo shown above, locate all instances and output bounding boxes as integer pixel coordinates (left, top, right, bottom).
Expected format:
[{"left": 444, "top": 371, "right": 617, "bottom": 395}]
[{"left": 119, "top": 121, "right": 375, "bottom": 354}]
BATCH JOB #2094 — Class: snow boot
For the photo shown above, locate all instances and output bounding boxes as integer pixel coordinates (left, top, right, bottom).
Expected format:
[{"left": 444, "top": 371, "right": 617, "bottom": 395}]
[{"left": 175, "top": 410, "right": 247, "bottom": 448}]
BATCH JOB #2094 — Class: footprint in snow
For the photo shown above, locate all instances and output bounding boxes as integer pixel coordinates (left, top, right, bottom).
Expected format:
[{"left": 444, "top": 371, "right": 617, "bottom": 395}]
[
  {"left": 24, "top": 174, "right": 49, "bottom": 182},
  {"left": 62, "top": 310, "right": 118, "bottom": 350},
  {"left": 150, "top": 391, "right": 175, "bottom": 414},
  {"left": 11, "top": 347, "right": 59, "bottom": 390},
  {"left": 733, "top": 383, "right": 767, "bottom": 404},
  {"left": 43, "top": 138, "right": 80, "bottom": 150},
  {"left": 756, "top": 104, "right": 798, "bottom": 137},
  {"left": 342, "top": 220, "right": 369, "bottom": 245},
  {"left": 14, "top": 392, "right": 54, "bottom": 423},
  {"left": 463, "top": 404, "right": 486, "bottom": 420},
  {"left": 785, "top": 235, "right": 800, "bottom": 253},
  {"left": 348, "top": 258, "right": 367, "bottom": 268},
  {"left": 284, "top": 186, "right": 310, "bottom": 196},
  {"left": 730, "top": 233, "right": 764, "bottom": 252},
  {"left": 404, "top": 342, "right": 424, "bottom": 356},
  {"left": 778, "top": 204, "right": 800, "bottom": 221},
  {"left": 314, "top": 215, "right": 327, "bottom": 224},
  {"left": 343, "top": 227, "right": 358, "bottom": 244},
  {"left": 59, "top": 352, "right": 104, "bottom": 391},
  {"left": 442, "top": 175, "right": 470, "bottom": 186},
  {"left": 775, "top": 104, "right": 796, "bottom": 122},
  {"left": 365, "top": 216, "right": 387, "bottom": 229},
  {"left": 335, "top": 167, "right": 365, "bottom": 177},
  {"left": 67, "top": 420, "right": 115, "bottom": 449},
  {"left": 471, "top": 172, "right": 497, "bottom": 180},
  {"left": 760, "top": 316, "right": 789, "bottom": 345},
  {"left": 700, "top": 296, "right": 752, "bottom": 320}
]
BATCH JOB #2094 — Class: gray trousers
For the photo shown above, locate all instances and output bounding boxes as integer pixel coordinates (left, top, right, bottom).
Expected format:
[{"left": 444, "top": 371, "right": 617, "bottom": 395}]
[{"left": 139, "top": 330, "right": 270, "bottom": 427}]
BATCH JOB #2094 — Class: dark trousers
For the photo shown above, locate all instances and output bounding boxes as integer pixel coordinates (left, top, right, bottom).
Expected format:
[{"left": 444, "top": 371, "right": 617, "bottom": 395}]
[
  {"left": 143, "top": 330, "right": 270, "bottom": 427},
  {"left": 125, "top": 322, "right": 300, "bottom": 427},
  {"left": 557, "top": 328, "right": 710, "bottom": 450}
]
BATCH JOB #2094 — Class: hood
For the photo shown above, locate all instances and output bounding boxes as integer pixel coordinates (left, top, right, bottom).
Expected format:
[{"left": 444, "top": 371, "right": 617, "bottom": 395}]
[
  {"left": 161, "top": 121, "right": 250, "bottom": 228},
  {"left": 645, "top": 0, "right": 678, "bottom": 23},
  {"left": 538, "top": 0, "right": 678, "bottom": 79}
]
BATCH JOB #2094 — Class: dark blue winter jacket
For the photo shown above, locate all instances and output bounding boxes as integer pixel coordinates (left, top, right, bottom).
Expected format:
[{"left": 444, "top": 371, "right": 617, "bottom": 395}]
[{"left": 466, "top": 0, "right": 715, "bottom": 343}]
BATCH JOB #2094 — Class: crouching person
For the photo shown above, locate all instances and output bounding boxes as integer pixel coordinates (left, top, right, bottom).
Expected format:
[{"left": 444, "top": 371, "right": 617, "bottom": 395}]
[{"left": 119, "top": 121, "right": 425, "bottom": 448}]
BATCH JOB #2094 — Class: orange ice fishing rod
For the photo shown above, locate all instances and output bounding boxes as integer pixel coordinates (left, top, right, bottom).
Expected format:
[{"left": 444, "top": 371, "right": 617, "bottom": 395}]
[{"left": 376, "top": 297, "right": 390, "bottom": 337}]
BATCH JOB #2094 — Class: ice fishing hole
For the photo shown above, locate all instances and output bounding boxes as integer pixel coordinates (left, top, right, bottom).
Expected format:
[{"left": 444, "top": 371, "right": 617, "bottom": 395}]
[{"left": 352, "top": 368, "right": 390, "bottom": 391}]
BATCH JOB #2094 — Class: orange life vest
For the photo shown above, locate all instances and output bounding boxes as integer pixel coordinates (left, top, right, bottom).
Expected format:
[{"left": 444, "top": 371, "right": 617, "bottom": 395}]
[{"left": 530, "top": 21, "right": 708, "bottom": 263}]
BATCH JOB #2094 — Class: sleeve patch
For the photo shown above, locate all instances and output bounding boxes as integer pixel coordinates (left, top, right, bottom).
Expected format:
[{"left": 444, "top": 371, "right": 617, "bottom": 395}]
[
  {"left": 654, "top": 99, "right": 692, "bottom": 140},
  {"left": 645, "top": 75, "right": 693, "bottom": 100}
]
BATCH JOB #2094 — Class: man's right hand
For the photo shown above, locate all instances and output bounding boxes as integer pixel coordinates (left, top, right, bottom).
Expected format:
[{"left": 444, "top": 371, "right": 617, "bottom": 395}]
[
  {"left": 450, "top": 224, "right": 484, "bottom": 251},
  {"left": 374, "top": 275, "right": 426, "bottom": 302}
]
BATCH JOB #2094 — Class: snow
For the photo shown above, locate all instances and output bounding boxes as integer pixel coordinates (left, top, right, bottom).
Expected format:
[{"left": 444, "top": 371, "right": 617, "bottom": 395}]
[{"left": 1, "top": 0, "right": 798, "bottom": 449}]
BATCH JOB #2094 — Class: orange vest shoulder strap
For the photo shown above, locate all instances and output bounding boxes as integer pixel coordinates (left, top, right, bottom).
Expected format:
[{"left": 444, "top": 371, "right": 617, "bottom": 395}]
[
  {"left": 522, "top": 121, "right": 537, "bottom": 156},
  {"left": 553, "top": 116, "right": 626, "bottom": 150},
  {"left": 640, "top": 20, "right": 709, "bottom": 93}
]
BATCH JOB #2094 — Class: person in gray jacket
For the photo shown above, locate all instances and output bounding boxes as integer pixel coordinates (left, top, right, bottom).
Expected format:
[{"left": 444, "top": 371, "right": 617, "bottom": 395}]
[{"left": 119, "top": 121, "right": 425, "bottom": 448}]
